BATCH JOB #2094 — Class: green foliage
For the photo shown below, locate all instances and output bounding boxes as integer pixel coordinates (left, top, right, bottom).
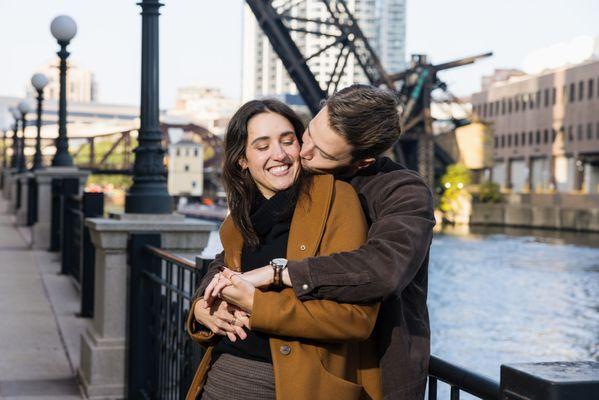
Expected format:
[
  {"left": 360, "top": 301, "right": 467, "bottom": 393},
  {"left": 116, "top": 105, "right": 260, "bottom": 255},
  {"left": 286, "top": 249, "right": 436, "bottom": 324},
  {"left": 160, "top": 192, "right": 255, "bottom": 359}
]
[
  {"left": 477, "top": 181, "right": 502, "bottom": 203},
  {"left": 73, "top": 138, "right": 139, "bottom": 167},
  {"left": 86, "top": 174, "right": 132, "bottom": 190},
  {"left": 439, "top": 164, "right": 471, "bottom": 213}
]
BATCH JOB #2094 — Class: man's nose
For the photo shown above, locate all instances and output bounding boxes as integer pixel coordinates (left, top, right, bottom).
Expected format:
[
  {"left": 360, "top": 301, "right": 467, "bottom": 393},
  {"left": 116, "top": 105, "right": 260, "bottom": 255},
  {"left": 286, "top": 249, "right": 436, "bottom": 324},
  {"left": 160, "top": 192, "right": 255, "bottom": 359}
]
[{"left": 300, "top": 141, "right": 314, "bottom": 160}]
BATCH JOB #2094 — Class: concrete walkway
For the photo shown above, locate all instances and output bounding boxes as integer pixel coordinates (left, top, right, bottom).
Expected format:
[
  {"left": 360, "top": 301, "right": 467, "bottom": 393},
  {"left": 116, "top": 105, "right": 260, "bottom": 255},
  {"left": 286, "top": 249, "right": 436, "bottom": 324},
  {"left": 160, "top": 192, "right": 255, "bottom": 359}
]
[{"left": 0, "top": 198, "right": 84, "bottom": 399}]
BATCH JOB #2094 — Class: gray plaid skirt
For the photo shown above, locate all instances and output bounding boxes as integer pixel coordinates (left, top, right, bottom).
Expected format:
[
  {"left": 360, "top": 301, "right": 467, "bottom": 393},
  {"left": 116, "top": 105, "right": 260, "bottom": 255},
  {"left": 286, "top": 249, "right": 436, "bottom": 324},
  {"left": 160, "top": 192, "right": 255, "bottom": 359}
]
[{"left": 200, "top": 353, "right": 275, "bottom": 400}]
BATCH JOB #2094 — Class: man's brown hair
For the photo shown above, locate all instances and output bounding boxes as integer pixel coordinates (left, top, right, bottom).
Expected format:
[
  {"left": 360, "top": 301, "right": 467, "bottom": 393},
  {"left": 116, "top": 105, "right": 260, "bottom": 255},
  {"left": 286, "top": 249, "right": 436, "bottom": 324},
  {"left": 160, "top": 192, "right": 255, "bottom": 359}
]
[{"left": 324, "top": 84, "right": 400, "bottom": 160}]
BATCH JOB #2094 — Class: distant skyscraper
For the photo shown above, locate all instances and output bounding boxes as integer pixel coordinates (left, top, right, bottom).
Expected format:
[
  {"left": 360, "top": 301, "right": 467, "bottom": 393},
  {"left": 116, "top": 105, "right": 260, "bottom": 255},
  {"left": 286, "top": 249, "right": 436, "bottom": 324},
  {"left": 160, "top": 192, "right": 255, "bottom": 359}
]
[
  {"left": 29, "top": 61, "right": 97, "bottom": 103},
  {"left": 241, "top": 0, "right": 406, "bottom": 102}
]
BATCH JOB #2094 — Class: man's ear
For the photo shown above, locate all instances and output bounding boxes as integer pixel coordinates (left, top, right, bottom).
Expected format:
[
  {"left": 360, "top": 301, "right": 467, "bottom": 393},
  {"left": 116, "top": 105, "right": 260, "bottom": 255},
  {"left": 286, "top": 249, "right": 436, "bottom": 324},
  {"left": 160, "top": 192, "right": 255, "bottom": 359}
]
[{"left": 356, "top": 158, "right": 375, "bottom": 171}]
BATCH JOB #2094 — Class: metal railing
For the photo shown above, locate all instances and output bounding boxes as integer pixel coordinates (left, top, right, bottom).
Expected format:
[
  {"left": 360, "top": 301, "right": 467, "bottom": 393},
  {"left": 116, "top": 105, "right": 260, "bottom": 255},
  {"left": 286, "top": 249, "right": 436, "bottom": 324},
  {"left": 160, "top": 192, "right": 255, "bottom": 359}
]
[
  {"left": 428, "top": 356, "right": 499, "bottom": 400},
  {"left": 127, "top": 234, "right": 209, "bottom": 400},
  {"left": 61, "top": 190, "right": 104, "bottom": 317}
]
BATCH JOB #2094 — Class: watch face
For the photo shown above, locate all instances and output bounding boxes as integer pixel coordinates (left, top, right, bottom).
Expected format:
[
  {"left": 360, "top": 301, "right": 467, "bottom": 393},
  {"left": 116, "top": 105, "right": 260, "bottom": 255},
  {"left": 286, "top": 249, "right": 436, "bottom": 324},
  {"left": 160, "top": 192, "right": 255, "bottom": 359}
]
[{"left": 272, "top": 258, "right": 288, "bottom": 267}]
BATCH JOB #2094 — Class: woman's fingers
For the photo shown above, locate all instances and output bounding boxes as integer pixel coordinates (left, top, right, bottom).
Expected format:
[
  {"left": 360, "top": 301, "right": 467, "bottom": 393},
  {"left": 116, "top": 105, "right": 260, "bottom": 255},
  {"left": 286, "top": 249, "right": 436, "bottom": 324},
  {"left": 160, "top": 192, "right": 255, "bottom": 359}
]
[{"left": 203, "top": 273, "right": 221, "bottom": 304}]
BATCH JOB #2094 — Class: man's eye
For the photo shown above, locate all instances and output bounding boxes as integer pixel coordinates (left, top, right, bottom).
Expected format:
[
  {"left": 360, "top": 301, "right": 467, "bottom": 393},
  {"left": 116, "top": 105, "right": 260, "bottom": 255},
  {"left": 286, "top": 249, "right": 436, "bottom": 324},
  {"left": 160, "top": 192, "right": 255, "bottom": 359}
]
[{"left": 282, "top": 140, "right": 295, "bottom": 146}]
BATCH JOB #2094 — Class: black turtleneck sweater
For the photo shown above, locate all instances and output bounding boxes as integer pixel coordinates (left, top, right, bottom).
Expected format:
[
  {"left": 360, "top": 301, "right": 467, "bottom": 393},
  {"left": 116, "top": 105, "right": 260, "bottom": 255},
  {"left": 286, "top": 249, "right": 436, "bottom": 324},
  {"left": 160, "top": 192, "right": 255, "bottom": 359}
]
[{"left": 212, "top": 189, "right": 296, "bottom": 363}]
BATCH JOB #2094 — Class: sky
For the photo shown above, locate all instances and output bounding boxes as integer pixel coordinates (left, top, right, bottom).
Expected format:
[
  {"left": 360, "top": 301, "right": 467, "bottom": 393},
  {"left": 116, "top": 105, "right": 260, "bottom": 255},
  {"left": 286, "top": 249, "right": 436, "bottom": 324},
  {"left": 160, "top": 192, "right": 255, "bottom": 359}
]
[{"left": 1, "top": 0, "right": 598, "bottom": 108}]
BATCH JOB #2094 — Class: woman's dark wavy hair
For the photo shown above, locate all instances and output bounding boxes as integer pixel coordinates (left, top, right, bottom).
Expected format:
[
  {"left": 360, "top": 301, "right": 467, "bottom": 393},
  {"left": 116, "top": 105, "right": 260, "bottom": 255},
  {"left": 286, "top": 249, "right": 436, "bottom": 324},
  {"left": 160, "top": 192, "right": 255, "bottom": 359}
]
[{"left": 222, "top": 99, "right": 309, "bottom": 247}]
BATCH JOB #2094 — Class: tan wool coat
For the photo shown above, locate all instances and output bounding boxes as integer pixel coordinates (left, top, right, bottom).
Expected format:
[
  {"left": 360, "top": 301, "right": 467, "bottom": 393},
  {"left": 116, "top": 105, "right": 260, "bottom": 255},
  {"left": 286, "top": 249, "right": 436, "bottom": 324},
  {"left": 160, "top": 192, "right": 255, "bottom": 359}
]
[{"left": 186, "top": 174, "right": 382, "bottom": 400}]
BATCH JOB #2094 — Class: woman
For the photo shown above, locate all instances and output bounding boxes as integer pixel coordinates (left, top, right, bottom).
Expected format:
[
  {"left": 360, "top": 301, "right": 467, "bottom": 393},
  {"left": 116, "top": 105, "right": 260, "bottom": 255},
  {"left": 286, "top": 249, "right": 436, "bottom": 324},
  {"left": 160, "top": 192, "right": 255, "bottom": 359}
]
[{"left": 186, "top": 99, "right": 381, "bottom": 400}]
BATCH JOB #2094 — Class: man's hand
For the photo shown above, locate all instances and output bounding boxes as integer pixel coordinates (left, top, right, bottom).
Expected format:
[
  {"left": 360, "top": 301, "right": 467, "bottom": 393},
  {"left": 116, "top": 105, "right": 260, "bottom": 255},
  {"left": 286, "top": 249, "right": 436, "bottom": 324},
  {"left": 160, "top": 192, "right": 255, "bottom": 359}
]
[{"left": 193, "top": 298, "right": 248, "bottom": 341}]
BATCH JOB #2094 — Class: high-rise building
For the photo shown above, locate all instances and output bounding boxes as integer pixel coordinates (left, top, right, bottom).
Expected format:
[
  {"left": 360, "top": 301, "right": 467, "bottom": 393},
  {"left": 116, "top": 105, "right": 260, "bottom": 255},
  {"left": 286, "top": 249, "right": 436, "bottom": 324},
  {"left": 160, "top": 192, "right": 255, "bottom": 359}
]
[
  {"left": 28, "top": 61, "right": 97, "bottom": 103},
  {"left": 241, "top": 0, "right": 406, "bottom": 102}
]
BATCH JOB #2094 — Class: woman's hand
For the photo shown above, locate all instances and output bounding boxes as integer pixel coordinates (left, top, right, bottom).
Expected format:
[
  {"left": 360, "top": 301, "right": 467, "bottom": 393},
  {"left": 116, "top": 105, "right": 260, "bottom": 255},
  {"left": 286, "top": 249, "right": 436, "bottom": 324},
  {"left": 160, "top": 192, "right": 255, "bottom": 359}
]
[
  {"left": 193, "top": 298, "right": 249, "bottom": 341},
  {"left": 204, "top": 268, "right": 239, "bottom": 305},
  {"left": 241, "top": 266, "right": 274, "bottom": 289},
  {"left": 220, "top": 273, "right": 256, "bottom": 313}
]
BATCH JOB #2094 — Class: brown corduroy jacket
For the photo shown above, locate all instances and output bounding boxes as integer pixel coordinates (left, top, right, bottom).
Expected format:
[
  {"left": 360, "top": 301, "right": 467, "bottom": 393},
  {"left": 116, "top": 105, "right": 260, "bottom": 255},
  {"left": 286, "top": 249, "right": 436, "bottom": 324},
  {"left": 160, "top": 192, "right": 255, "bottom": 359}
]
[{"left": 186, "top": 174, "right": 382, "bottom": 400}]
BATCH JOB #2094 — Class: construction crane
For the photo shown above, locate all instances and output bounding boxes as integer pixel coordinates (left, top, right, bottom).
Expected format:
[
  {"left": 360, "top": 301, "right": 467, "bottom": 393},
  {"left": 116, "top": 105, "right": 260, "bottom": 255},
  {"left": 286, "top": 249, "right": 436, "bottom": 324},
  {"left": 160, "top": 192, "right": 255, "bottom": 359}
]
[{"left": 245, "top": 0, "right": 492, "bottom": 186}]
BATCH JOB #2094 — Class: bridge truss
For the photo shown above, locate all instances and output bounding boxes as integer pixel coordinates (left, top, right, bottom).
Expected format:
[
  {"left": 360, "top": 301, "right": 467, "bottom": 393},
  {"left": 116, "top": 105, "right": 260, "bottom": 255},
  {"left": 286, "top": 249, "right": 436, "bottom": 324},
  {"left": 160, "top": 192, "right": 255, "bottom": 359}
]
[{"left": 246, "top": 0, "right": 491, "bottom": 185}]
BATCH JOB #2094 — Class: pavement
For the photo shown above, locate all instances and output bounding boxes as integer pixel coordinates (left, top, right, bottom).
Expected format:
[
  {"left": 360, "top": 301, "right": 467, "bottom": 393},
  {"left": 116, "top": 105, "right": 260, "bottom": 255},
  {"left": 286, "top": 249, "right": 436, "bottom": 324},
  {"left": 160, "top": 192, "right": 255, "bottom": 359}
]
[{"left": 0, "top": 197, "right": 84, "bottom": 399}]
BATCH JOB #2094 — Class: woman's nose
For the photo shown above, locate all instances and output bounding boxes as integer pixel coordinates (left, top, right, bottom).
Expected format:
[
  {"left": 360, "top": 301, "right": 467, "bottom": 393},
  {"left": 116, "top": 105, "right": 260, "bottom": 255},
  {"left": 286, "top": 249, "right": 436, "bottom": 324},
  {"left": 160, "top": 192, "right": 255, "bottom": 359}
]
[{"left": 271, "top": 144, "right": 287, "bottom": 160}]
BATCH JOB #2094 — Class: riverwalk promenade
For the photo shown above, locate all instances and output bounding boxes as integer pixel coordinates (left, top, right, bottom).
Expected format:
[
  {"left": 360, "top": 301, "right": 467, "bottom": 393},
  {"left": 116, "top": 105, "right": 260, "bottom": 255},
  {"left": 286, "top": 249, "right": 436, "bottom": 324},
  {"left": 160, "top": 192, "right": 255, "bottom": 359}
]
[{"left": 0, "top": 197, "right": 83, "bottom": 399}]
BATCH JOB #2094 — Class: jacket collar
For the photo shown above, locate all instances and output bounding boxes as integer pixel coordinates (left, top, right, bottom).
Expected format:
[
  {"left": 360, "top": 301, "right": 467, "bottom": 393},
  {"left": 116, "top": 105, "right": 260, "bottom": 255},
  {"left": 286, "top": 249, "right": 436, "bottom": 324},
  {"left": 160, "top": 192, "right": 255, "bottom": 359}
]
[{"left": 219, "top": 174, "right": 335, "bottom": 270}]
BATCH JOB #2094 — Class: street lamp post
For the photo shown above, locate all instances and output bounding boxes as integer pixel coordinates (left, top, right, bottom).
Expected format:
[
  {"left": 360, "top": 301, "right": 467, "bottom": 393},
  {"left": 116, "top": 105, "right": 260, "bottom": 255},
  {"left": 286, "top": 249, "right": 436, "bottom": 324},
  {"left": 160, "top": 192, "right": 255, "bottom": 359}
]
[
  {"left": 31, "top": 74, "right": 49, "bottom": 170},
  {"left": 125, "top": 0, "right": 172, "bottom": 213},
  {"left": 50, "top": 15, "right": 77, "bottom": 167},
  {"left": 10, "top": 108, "right": 21, "bottom": 169},
  {"left": 17, "top": 100, "right": 31, "bottom": 173}
]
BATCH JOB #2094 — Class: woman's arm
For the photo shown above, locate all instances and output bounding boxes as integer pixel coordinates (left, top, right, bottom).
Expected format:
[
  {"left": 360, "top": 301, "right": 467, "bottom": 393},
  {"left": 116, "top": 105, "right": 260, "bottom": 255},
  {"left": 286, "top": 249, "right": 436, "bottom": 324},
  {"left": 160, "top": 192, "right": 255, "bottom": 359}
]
[{"left": 221, "top": 180, "right": 379, "bottom": 342}]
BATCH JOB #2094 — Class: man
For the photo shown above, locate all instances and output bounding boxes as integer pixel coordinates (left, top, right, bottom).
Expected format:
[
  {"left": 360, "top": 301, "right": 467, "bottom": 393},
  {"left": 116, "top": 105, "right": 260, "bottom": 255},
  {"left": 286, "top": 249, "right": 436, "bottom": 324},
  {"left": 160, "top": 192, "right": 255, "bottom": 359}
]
[{"left": 194, "top": 84, "right": 435, "bottom": 399}]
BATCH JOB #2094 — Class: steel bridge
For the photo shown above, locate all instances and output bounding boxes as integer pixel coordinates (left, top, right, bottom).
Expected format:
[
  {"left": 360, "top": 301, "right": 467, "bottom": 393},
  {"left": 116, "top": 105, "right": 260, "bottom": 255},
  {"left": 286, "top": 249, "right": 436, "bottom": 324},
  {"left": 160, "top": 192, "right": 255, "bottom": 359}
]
[{"left": 246, "top": 0, "right": 491, "bottom": 185}]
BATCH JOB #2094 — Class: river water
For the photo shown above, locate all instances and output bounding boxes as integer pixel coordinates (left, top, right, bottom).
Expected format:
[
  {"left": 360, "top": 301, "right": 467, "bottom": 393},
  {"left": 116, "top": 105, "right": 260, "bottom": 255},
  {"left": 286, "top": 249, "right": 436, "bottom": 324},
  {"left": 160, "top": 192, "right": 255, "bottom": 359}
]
[{"left": 429, "top": 225, "right": 599, "bottom": 387}]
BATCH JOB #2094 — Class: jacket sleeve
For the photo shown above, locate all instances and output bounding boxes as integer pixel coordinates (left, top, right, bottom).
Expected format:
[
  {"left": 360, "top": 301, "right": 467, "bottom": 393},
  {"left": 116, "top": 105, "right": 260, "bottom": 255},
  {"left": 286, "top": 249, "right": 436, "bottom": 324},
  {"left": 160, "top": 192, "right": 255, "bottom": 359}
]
[
  {"left": 287, "top": 171, "right": 435, "bottom": 303},
  {"left": 249, "top": 180, "right": 379, "bottom": 342},
  {"left": 186, "top": 297, "right": 220, "bottom": 346},
  {"left": 187, "top": 251, "right": 226, "bottom": 345},
  {"left": 250, "top": 289, "right": 379, "bottom": 341}
]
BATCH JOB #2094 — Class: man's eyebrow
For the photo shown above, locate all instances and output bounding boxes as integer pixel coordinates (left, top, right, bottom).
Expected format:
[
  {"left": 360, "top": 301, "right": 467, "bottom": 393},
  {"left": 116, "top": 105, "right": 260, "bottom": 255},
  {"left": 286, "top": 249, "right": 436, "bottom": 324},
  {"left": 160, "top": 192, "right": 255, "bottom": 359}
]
[{"left": 308, "top": 123, "right": 337, "bottom": 160}]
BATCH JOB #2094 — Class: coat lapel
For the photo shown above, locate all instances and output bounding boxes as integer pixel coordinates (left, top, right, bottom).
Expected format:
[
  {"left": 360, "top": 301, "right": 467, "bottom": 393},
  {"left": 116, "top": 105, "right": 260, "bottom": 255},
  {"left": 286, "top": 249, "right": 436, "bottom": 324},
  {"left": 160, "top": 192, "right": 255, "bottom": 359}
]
[
  {"left": 286, "top": 175, "right": 334, "bottom": 261},
  {"left": 218, "top": 174, "right": 335, "bottom": 266}
]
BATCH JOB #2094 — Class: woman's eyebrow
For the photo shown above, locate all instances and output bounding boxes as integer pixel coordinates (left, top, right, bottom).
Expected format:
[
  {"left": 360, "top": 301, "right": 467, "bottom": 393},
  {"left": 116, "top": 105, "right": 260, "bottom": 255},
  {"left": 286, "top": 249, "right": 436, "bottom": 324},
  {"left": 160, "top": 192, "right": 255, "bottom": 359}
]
[{"left": 250, "top": 136, "right": 270, "bottom": 146}]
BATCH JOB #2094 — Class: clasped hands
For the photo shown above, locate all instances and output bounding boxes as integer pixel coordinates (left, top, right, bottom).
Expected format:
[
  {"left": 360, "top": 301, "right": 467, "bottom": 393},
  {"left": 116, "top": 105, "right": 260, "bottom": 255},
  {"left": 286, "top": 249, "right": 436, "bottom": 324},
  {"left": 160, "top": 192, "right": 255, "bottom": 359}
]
[{"left": 193, "top": 265, "right": 274, "bottom": 341}]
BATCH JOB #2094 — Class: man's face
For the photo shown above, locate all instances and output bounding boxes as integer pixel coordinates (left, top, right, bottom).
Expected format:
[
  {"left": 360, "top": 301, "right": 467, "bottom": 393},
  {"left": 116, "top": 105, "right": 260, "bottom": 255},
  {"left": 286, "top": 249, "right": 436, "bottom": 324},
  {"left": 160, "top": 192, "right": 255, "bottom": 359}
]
[{"left": 299, "top": 106, "right": 356, "bottom": 175}]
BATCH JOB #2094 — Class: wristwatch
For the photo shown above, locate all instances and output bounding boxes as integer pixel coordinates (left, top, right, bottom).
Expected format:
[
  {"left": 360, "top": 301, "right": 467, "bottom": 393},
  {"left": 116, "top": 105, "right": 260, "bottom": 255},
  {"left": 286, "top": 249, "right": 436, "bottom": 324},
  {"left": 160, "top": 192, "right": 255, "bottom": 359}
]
[{"left": 270, "top": 258, "right": 288, "bottom": 288}]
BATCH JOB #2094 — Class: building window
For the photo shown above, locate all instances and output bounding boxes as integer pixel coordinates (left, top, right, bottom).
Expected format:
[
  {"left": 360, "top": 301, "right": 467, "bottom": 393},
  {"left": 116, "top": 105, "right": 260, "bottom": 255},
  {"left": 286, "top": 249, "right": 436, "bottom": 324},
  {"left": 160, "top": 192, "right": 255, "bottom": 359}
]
[
  {"left": 191, "top": 181, "right": 197, "bottom": 188},
  {"left": 194, "top": 148, "right": 199, "bottom": 157},
  {"left": 507, "top": 134, "right": 512, "bottom": 147},
  {"left": 528, "top": 131, "right": 533, "bottom": 145},
  {"left": 579, "top": 81, "right": 584, "bottom": 101},
  {"left": 176, "top": 148, "right": 180, "bottom": 156},
  {"left": 514, "top": 96, "right": 520, "bottom": 112},
  {"left": 536, "top": 130, "right": 541, "bottom": 145},
  {"left": 589, "top": 79, "right": 594, "bottom": 99},
  {"left": 529, "top": 94, "right": 534, "bottom": 109},
  {"left": 587, "top": 123, "right": 593, "bottom": 140},
  {"left": 552, "top": 129, "right": 557, "bottom": 142},
  {"left": 577, "top": 125, "right": 583, "bottom": 141},
  {"left": 184, "top": 164, "right": 189, "bottom": 172},
  {"left": 535, "top": 91, "right": 541, "bottom": 108},
  {"left": 500, "top": 136, "right": 505, "bottom": 148},
  {"left": 508, "top": 98, "right": 513, "bottom": 113},
  {"left": 521, "top": 132, "right": 526, "bottom": 146},
  {"left": 552, "top": 87, "right": 556, "bottom": 105},
  {"left": 514, "top": 133, "right": 519, "bottom": 146},
  {"left": 523, "top": 95, "right": 527, "bottom": 111},
  {"left": 544, "top": 88, "right": 550, "bottom": 107},
  {"left": 489, "top": 102, "right": 494, "bottom": 117},
  {"left": 494, "top": 136, "right": 498, "bottom": 148},
  {"left": 568, "top": 126, "right": 573, "bottom": 142},
  {"left": 501, "top": 99, "right": 506, "bottom": 115},
  {"left": 597, "top": 122, "right": 599, "bottom": 139},
  {"left": 569, "top": 83, "right": 575, "bottom": 102},
  {"left": 543, "top": 129, "right": 549, "bottom": 144},
  {"left": 483, "top": 103, "right": 487, "bottom": 117}
]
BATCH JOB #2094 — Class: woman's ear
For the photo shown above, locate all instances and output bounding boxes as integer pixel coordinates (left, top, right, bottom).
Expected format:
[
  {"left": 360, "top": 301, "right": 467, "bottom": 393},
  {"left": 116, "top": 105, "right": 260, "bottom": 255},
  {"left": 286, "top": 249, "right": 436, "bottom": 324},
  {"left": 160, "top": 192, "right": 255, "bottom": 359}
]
[{"left": 238, "top": 157, "right": 248, "bottom": 170}]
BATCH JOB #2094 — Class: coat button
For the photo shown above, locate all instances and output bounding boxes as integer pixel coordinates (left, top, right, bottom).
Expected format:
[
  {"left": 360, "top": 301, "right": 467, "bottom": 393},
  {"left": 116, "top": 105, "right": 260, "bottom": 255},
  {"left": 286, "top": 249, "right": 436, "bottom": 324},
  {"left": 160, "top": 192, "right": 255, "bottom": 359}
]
[
  {"left": 280, "top": 345, "right": 291, "bottom": 355},
  {"left": 299, "top": 244, "right": 306, "bottom": 251},
  {"left": 301, "top": 284, "right": 309, "bottom": 291}
]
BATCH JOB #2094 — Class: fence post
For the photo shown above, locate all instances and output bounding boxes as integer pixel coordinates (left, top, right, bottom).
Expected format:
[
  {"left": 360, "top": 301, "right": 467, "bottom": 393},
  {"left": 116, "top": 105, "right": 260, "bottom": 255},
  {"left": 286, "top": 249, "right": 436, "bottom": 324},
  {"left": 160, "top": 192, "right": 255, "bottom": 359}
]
[
  {"left": 50, "top": 179, "right": 62, "bottom": 251},
  {"left": 127, "top": 233, "right": 161, "bottom": 399},
  {"left": 79, "top": 192, "right": 104, "bottom": 318},
  {"left": 60, "top": 178, "right": 79, "bottom": 274},
  {"left": 26, "top": 176, "right": 37, "bottom": 226}
]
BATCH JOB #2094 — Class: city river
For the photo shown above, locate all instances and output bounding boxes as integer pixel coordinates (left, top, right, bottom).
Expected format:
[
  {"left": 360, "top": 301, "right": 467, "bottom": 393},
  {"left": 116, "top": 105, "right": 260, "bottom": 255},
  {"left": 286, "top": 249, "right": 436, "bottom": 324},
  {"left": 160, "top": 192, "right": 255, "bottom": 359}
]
[{"left": 430, "top": 226, "right": 599, "bottom": 386}]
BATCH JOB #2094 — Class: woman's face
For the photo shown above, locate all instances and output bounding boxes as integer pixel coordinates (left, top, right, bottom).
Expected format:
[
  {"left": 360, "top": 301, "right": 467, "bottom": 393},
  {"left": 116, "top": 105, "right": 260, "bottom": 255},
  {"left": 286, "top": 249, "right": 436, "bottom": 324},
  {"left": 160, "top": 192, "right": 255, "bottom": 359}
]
[{"left": 240, "top": 111, "right": 301, "bottom": 198}]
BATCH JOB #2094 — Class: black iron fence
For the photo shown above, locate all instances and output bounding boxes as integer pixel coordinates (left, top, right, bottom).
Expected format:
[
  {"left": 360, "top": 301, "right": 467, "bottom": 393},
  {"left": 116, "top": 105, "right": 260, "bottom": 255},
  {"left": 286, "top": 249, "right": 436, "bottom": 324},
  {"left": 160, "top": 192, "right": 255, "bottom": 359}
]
[
  {"left": 61, "top": 190, "right": 104, "bottom": 317},
  {"left": 428, "top": 356, "right": 499, "bottom": 400},
  {"left": 128, "top": 234, "right": 209, "bottom": 400},
  {"left": 26, "top": 176, "right": 37, "bottom": 226}
]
